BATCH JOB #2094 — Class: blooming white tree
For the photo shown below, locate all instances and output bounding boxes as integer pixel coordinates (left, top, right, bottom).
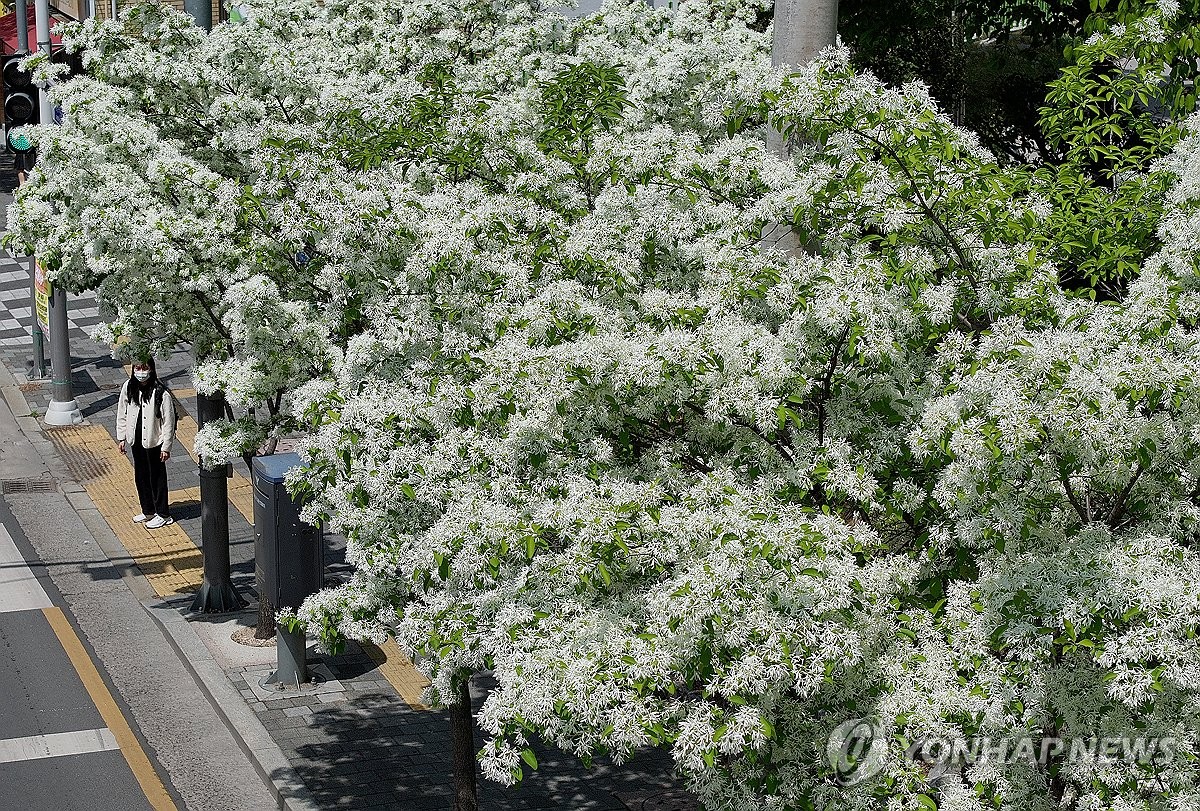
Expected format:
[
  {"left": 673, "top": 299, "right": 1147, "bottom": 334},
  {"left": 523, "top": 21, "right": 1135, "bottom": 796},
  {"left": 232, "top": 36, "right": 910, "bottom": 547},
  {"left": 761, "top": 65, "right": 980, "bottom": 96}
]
[
  {"left": 9, "top": 0, "right": 1200, "bottom": 809},
  {"left": 289, "top": 5, "right": 1200, "bottom": 811}
]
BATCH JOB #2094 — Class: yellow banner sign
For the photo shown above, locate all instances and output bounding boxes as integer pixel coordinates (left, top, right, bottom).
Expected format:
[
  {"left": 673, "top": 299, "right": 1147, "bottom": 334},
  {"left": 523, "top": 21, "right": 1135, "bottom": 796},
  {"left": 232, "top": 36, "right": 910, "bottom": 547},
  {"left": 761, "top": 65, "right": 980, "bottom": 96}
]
[{"left": 34, "top": 261, "right": 51, "bottom": 338}]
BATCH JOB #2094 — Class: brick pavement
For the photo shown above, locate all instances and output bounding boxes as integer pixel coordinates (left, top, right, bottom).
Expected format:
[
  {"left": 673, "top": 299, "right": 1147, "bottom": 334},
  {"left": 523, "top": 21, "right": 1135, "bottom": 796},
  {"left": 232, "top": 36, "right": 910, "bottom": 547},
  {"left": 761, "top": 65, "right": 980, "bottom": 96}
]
[
  {"left": 229, "top": 660, "right": 689, "bottom": 811},
  {"left": 0, "top": 246, "right": 696, "bottom": 809}
]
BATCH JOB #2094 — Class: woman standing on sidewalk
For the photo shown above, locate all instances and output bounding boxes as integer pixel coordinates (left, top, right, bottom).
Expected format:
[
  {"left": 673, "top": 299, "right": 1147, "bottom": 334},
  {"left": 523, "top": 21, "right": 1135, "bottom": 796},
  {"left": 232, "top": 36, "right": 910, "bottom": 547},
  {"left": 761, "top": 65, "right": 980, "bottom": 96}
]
[{"left": 116, "top": 358, "right": 176, "bottom": 529}]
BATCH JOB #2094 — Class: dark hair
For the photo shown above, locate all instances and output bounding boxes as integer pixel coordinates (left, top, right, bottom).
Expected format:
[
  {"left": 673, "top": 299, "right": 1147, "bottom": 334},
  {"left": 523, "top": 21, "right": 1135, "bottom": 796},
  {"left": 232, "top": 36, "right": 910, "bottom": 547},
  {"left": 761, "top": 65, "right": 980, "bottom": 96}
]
[{"left": 128, "top": 358, "right": 160, "bottom": 406}]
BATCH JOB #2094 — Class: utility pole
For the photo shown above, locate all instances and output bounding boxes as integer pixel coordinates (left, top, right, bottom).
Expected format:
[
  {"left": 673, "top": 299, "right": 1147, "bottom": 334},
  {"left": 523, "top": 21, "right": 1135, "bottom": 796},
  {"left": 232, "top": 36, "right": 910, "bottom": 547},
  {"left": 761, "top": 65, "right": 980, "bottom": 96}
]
[
  {"left": 191, "top": 389, "right": 245, "bottom": 612},
  {"left": 13, "top": 0, "right": 47, "bottom": 381},
  {"left": 15, "top": 0, "right": 28, "bottom": 50},
  {"left": 182, "top": 0, "right": 244, "bottom": 614},
  {"left": 767, "top": 0, "right": 839, "bottom": 161},
  {"left": 763, "top": 0, "right": 839, "bottom": 253},
  {"left": 35, "top": 0, "right": 82, "bottom": 426}
]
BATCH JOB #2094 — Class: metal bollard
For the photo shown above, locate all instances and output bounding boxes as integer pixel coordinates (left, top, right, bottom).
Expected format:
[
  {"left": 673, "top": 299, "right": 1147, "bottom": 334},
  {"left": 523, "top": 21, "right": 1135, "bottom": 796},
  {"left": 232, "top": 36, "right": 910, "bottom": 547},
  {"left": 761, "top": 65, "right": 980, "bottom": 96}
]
[{"left": 274, "top": 625, "right": 309, "bottom": 687}]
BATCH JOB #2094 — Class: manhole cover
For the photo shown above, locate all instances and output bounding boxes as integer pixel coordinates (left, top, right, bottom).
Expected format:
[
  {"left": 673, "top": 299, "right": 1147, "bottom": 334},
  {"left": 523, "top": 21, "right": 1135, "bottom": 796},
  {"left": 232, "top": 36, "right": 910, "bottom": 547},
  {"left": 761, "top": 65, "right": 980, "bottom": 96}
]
[{"left": 1, "top": 478, "right": 57, "bottom": 493}]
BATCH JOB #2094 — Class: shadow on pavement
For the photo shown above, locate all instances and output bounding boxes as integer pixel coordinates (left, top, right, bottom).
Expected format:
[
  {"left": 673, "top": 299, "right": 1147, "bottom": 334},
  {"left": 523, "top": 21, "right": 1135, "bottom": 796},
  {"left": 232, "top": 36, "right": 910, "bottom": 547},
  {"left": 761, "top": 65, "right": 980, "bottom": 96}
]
[{"left": 260, "top": 674, "right": 692, "bottom": 811}]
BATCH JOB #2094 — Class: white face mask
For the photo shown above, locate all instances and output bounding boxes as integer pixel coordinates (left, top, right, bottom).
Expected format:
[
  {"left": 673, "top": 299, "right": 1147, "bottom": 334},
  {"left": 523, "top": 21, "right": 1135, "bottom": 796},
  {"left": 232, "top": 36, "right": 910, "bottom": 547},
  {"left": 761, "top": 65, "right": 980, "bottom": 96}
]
[{"left": 134, "top": 370, "right": 151, "bottom": 382}]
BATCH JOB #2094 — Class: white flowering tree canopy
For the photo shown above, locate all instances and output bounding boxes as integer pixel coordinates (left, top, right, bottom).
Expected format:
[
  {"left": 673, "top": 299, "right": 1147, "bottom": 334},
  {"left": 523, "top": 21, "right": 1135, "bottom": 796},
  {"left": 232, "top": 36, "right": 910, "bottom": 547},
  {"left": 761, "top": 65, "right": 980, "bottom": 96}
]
[{"left": 9, "top": 0, "right": 1200, "bottom": 809}]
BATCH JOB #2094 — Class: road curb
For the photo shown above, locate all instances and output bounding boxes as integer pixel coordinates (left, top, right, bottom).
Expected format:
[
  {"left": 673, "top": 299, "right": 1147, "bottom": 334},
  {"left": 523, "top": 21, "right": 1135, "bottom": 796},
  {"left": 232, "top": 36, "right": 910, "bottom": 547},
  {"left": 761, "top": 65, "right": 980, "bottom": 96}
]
[{"left": 144, "top": 599, "right": 320, "bottom": 811}]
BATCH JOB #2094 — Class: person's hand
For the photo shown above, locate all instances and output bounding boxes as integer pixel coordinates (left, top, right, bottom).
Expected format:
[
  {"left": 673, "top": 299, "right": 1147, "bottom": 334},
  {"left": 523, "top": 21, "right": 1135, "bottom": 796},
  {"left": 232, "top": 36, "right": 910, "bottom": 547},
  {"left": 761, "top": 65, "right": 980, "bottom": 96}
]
[
  {"left": 160, "top": 450, "right": 170, "bottom": 462},
  {"left": 118, "top": 440, "right": 126, "bottom": 453}
]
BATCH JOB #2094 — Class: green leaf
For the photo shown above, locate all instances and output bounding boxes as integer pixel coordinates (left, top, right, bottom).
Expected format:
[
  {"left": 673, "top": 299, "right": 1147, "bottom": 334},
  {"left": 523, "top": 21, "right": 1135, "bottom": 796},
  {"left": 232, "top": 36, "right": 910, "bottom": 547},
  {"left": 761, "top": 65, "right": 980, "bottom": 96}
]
[{"left": 521, "top": 749, "right": 538, "bottom": 770}]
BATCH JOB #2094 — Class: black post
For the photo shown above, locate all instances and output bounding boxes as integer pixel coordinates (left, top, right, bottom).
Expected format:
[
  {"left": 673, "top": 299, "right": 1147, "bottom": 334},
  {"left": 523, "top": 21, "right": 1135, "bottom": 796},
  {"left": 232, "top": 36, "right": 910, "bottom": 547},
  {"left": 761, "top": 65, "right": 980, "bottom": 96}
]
[
  {"left": 450, "top": 674, "right": 479, "bottom": 811},
  {"left": 183, "top": 0, "right": 211, "bottom": 30},
  {"left": 190, "top": 389, "right": 246, "bottom": 612}
]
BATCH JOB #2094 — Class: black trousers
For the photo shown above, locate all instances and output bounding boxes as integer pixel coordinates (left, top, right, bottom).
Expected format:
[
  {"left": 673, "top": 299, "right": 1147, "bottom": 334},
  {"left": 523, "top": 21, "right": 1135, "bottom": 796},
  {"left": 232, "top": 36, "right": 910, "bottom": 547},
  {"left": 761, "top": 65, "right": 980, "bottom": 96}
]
[{"left": 131, "top": 441, "right": 171, "bottom": 518}]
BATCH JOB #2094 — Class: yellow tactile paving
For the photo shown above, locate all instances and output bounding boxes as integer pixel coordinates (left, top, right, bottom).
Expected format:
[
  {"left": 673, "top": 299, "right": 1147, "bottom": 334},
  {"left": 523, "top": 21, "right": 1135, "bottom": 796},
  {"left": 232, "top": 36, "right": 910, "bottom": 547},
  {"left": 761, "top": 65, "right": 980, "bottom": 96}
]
[
  {"left": 46, "top": 425, "right": 203, "bottom": 597},
  {"left": 361, "top": 638, "right": 432, "bottom": 710},
  {"left": 170, "top": 411, "right": 255, "bottom": 525}
]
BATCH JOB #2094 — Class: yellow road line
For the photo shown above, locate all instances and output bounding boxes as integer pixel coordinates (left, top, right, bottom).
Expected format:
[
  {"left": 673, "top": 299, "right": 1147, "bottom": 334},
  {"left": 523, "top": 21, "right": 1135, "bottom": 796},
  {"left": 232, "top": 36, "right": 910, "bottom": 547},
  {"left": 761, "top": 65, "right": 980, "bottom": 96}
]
[
  {"left": 46, "top": 426, "right": 202, "bottom": 597},
  {"left": 42, "top": 606, "right": 177, "bottom": 811},
  {"left": 361, "top": 638, "right": 431, "bottom": 710}
]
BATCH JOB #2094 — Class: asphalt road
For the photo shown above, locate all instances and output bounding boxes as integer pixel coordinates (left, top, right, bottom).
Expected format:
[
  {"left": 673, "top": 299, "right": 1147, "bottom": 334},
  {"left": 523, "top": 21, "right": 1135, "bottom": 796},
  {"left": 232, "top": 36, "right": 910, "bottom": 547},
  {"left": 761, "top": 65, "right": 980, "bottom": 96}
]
[{"left": 0, "top": 498, "right": 174, "bottom": 811}]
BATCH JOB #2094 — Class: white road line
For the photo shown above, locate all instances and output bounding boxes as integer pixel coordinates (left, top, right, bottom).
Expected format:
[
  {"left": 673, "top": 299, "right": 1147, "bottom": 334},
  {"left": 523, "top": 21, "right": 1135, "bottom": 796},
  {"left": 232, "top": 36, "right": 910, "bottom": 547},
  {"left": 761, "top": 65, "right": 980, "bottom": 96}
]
[
  {"left": 0, "top": 522, "right": 53, "bottom": 614},
  {"left": 0, "top": 728, "right": 119, "bottom": 764}
]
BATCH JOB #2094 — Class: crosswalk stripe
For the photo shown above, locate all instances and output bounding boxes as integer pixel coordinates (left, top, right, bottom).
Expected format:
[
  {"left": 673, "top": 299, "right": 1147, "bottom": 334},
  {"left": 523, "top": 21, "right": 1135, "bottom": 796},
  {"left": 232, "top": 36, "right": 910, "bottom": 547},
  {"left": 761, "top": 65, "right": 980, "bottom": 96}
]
[
  {"left": 0, "top": 728, "right": 119, "bottom": 764},
  {"left": 0, "top": 521, "right": 52, "bottom": 614},
  {"left": 43, "top": 607, "right": 177, "bottom": 810}
]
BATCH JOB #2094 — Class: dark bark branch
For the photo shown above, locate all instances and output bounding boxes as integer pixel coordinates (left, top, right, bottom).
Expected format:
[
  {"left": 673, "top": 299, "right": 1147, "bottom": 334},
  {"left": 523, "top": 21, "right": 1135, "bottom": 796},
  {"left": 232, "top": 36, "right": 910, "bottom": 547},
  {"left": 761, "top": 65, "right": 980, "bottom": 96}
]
[
  {"left": 191, "top": 290, "right": 232, "bottom": 342},
  {"left": 816, "top": 325, "right": 851, "bottom": 448},
  {"left": 1107, "top": 461, "right": 1146, "bottom": 529},
  {"left": 1058, "top": 468, "right": 1090, "bottom": 524}
]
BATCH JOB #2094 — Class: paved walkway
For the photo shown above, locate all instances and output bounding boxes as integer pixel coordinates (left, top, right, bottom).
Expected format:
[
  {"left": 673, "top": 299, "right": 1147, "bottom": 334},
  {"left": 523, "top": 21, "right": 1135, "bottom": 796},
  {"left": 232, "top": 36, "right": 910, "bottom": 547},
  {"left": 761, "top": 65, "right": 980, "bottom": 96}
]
[{"left": 0, "top": 251, "right": 694, "bottom": 810}]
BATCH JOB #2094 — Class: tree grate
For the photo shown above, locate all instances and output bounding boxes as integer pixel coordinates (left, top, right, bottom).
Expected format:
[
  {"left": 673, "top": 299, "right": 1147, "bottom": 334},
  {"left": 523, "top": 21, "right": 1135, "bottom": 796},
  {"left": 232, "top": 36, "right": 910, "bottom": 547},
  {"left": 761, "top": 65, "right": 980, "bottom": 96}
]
[{"left": 1, "top": 478, "right": 57, "bottom": 494}]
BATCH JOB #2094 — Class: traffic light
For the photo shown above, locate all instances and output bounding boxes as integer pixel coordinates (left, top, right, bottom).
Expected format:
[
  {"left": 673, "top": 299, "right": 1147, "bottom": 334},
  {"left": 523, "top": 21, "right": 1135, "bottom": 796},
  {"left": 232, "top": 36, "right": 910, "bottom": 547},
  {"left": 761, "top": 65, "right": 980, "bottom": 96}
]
[{"left": 3, "top": 53, "right": 38, "bottom": 155}]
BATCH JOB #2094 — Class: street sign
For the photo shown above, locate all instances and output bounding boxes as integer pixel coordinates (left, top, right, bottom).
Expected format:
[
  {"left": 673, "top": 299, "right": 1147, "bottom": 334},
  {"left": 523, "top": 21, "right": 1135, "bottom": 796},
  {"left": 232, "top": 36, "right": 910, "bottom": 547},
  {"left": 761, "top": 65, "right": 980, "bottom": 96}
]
[{"left": 33, "top": 261, "right": 51, "bottom": 338}]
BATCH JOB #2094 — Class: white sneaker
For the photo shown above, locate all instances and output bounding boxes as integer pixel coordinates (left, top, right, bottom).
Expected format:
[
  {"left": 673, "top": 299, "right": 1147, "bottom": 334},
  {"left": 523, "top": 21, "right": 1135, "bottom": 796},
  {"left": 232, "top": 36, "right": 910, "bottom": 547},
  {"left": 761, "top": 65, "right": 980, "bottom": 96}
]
[
  {"left": 132, "top": 513, "right": 149, "bottom": 524},
  {"left": 145, "top": 515, "right": 174, "bottom": 529}
]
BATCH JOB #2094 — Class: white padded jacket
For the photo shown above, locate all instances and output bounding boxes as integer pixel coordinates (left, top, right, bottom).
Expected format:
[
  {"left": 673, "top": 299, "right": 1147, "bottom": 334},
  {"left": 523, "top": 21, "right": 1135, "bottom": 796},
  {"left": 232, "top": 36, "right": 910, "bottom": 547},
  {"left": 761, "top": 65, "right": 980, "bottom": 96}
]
[{"left": 115, "top": 381, "right": 176, "bottom": 451}]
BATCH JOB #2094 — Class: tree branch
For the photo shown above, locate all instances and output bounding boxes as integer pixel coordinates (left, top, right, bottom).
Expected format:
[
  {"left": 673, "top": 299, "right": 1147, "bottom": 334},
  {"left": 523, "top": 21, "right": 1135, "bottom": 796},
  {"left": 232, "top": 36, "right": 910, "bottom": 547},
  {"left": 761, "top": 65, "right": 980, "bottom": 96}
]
[
  {"left": 1107, "top": 461, "right": 1146, "bottom": 529},
  {"left": 1058, "top": 467, "right": 1090, "bottom": 524},
  {"left": 816, "top": 325, "right": 851, "bottom": 448}
]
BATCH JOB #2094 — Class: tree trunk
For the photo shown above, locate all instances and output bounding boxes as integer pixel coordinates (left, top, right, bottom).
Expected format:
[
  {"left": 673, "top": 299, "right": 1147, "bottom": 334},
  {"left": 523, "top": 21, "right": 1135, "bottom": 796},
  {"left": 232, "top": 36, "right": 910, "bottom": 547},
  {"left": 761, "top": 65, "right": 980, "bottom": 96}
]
[
  {"left": 766, "top": 0, "right": 839, "bottom": 251},
  {"left": 771, "top": 0, "right": 839, "bottom": 70},
  {"left": 191, "top": 389, "right": 247, "bottom": 613},
  {"left": 256, "top": 593, "right": 276, "bottom": 639},
  {"left": 449, "top": 673, "right": 479, "bottom": 811}
]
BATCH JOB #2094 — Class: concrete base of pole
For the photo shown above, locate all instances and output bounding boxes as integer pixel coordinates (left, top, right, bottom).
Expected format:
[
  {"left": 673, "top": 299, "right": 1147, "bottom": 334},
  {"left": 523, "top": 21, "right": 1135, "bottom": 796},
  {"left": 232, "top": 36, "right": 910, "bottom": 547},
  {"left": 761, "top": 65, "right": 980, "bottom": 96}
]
[{"left": 44, "top": 398, "right": 82, "bottom": 425}]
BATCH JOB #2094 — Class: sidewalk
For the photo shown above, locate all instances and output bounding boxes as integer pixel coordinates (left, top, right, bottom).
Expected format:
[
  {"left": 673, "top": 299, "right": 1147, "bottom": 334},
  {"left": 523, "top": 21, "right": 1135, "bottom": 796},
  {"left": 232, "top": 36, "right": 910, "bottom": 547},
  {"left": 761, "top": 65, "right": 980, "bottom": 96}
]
[{"left": 0, "top": 270, "right": 695, "bottom": 810}]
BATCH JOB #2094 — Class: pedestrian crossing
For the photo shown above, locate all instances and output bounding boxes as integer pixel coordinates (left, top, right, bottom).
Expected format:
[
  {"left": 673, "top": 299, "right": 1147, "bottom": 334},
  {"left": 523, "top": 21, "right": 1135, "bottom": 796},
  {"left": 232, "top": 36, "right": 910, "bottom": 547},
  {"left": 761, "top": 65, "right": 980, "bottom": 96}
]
[
  {"left": 0, "top": 256, "right": 103, "bottom": 350},
  {"left": 0, "top": 728, "right": 120, "bottom": 764}
]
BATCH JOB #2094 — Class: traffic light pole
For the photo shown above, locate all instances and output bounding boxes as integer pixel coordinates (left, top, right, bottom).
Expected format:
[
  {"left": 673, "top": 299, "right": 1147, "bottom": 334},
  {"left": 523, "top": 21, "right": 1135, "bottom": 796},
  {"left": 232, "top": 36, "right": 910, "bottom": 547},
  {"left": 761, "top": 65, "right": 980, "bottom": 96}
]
[
  {"left": 35, "top": 0, "right": 82, "bottom": 426},
  {"left": 15, "top": 0, "right": 28, "bottom": 52},
  {"left": 27, "top": 253, "right": 47, "bottom": 379},
  {"left": 13, "top": 0, "right": 47, "bottom": 383}
]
